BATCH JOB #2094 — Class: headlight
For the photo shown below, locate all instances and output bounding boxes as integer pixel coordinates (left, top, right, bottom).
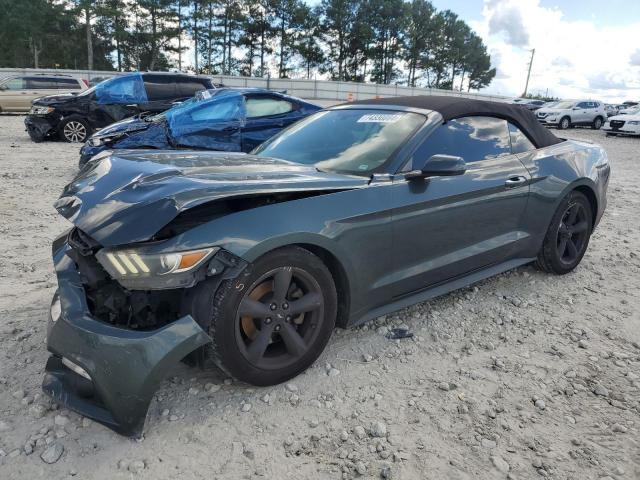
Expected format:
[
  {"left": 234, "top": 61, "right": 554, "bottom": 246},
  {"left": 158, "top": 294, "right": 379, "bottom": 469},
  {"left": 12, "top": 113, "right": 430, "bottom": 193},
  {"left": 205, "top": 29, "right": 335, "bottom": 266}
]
[
  {"left": 627, "top": 121, "right": 640, "bottom": 125},
  {"left": 96, "top": 246, "right": 218, "bottom": 290},
  {"left": 30, "top": 106, "right": 54, "bottom": 115},
  {"left": 88, "top": 136, "right": 104, "bottom": 147}
]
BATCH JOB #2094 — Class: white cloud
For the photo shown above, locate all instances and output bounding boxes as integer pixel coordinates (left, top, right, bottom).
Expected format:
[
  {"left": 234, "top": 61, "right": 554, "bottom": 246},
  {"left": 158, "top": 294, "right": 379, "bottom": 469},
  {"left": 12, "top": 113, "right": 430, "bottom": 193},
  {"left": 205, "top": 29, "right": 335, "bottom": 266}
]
[
  {"left": 487, "top": 3, "right": 530, "bottom": 47},
  {"left": 470, "top": 0, "right": 640, "bottom": 102}
]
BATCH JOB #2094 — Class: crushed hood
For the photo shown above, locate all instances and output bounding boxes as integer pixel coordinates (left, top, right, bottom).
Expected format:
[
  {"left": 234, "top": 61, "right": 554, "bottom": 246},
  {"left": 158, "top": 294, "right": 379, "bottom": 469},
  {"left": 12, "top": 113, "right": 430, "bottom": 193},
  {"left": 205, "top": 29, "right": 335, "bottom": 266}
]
[
  {"left": 55, "top": 150, "right": 369, "bottom": 246},
  {"left": 32, "top": 93, "right": 80, "bottom": 106},
  {"left": 92, "top": 115, "right": 151, "bottom": 138}
]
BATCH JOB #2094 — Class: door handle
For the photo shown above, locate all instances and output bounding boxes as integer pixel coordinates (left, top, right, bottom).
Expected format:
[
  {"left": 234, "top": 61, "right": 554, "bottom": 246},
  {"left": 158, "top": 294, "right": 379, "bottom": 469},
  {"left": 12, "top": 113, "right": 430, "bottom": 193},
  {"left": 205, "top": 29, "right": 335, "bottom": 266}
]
[{"left": 505, "top": 176, "right": 527, "bottom": 188}]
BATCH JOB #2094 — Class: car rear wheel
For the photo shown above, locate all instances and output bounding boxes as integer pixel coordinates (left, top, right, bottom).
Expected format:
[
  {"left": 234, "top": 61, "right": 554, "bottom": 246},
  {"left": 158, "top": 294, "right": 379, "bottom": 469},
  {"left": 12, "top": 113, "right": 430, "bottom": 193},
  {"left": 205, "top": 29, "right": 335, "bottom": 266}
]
[
  {"left": 536, "top": 190, "right": 593, "bottom": 275},
  {"left": 206, "top": 246, "right": 337, "bottom": 386},
  {"left": 59, "top": 116, "right": 91, "bottom": 143},
  {"left": 592, "top": 117, "right": 603, "bottom": 130},
  {"left": 558, "top": 116, "right": 571, "bottom": 130}
]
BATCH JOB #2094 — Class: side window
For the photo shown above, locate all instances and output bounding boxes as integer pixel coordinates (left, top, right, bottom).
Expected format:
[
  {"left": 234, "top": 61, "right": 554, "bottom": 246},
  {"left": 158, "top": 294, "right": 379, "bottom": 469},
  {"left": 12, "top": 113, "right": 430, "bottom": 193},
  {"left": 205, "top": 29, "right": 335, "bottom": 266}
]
[
  {"left": 508, "top": 123, "right": 536, "bottom": 154},
  {"left": 26, "top": 78, "right": 52, "bottom": 89},
  {"left": 576, "top": 102, "right": 589, "bottom": 109},
  {"left": 177, "top": 79, "right": 208, "bottom": 97},
  {"left": 55, "top": 78, "right": 82, "bottom": 89},
  {"left": 143, "top": 75, "right": 178, "bottom": 101},
  {"left": 246, "top": 97, "right": 294, "bottom": 118},
  {"left": 2, "top": 78, "right": 26, "bottom": 90},
  {"left": 411, "top": 116, "right": 511, "bottom": 168}
]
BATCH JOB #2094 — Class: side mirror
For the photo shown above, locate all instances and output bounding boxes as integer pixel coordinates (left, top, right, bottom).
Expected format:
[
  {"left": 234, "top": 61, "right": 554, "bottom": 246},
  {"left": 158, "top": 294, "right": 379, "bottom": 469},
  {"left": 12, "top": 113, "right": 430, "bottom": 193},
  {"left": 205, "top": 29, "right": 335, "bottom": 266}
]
[{"left": 405, "top": 154, "right": 466, "bottom": 179}]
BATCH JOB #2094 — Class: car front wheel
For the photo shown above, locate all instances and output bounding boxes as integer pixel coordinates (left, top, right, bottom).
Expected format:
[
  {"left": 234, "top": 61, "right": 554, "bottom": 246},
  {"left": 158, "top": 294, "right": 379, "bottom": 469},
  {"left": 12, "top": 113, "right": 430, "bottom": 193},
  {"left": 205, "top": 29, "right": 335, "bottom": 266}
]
[
  {"left": 206, "top": 246, "right": 337, "bottom": 386},
  {"left": 59, "top": 117, "right": 91, "bottom": 143},
  {"left": 558, "top": 116, "right": 571, "bottom": 130},
  {"left": 536, "top": 190, "right": 593, "bottom": 275}
]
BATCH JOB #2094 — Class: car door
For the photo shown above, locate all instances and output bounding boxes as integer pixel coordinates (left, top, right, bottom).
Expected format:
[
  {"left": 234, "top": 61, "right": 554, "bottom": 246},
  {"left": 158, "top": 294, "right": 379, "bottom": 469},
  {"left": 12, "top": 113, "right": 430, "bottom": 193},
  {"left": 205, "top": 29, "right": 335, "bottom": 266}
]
[
  {"left": 0, "top": 77, "right": 27, "bottom": 111},
  {"left": 573, "top": 102, "right": 591, "bottom": 123},
  {"left": 90, "top": 75, "right": 145, "bottom": 127},
  {"left": 241, "top": 95, "right": 300, "bottom": 152},
  {"left": 389, "top": 116, "right": 531, "bottom": 297}
]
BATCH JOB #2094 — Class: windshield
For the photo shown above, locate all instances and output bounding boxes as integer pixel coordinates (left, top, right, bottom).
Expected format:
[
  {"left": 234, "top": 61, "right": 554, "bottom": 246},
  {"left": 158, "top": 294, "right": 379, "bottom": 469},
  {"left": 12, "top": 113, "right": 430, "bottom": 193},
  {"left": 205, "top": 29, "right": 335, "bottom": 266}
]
[
  {"left": 254, "top": 109, "right": 425, "bottom": 174},
  {"left": 551, "top": 101, "right": 575, "bottom": 109},
  {"left": 145, "top": 96, "right": 199, "bottom": 122},
  {"left": 152, "top": 89, "right": 227, "bottom": 123}
]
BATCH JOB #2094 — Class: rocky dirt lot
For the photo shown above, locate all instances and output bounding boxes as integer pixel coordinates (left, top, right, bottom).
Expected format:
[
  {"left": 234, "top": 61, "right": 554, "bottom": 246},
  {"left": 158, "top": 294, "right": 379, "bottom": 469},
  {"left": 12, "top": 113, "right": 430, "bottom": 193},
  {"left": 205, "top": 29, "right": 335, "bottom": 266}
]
[{"left": 0, "top": 115, "right": 638, "bottom": 480}]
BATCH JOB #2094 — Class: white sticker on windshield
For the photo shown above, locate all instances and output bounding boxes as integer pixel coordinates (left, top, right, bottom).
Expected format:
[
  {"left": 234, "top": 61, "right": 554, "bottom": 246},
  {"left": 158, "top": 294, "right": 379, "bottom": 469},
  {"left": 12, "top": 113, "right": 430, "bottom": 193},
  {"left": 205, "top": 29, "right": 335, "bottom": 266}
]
[{"left": 357, "top": 113, "right": 406, "bottom": 123}]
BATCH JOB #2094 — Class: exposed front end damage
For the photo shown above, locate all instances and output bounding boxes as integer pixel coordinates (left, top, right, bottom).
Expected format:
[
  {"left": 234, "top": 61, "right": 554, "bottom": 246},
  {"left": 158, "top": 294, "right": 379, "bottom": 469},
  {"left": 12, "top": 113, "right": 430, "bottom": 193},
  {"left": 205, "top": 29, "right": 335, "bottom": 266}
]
[
  {"left": 24, "top": 114, "right": 59, "bottom": 142},
  {"left": 42, "top": 229, "right": 246, "bottom": 437},
  {"left": 43, "top": 151, "right": 368, "bottom": 436}
]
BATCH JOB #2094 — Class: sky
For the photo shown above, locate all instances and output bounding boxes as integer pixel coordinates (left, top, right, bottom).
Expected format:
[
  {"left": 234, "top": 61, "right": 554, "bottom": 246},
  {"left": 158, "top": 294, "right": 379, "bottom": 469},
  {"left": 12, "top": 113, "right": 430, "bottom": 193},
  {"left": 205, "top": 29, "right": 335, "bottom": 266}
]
[
  {"left": 427, "top": 0, "right": 640, "bottom": 102},
  {"left": 303, "top": 0, "right": 640, "bottom": 102}
]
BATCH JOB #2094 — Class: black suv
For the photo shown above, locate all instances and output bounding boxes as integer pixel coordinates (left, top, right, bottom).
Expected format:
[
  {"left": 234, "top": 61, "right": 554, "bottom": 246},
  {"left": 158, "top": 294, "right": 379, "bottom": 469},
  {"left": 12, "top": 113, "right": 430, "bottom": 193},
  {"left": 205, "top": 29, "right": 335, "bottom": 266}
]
[{"left": 25, "top": 72, "right": 214, "bottom": 143}]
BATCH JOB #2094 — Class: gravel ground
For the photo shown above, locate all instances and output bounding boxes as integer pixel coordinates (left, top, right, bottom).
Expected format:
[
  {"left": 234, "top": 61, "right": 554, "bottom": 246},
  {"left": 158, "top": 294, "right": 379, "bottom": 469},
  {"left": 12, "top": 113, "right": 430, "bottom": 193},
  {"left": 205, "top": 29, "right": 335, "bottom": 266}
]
[{"left": 0, "top": 115, "right": 638, "bottom": 480}]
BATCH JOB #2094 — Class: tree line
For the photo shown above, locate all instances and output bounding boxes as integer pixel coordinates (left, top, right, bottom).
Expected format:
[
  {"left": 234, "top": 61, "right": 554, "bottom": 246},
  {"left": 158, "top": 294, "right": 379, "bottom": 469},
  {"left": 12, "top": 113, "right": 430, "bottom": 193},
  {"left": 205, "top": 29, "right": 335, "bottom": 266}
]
[{"left": 0, "top": 0, "right": 496, "bottom": 91}]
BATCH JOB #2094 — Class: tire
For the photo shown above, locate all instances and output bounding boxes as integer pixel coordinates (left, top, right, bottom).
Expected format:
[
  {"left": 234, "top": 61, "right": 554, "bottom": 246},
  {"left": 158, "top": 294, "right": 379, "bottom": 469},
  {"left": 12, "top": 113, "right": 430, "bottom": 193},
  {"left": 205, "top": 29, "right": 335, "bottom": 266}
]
[
  {"left": 536, "top": 190, "right": 593, "bottom": 275},
  {"left": 206, "top": 246, "right": 337, "bottom": 386},
  {"left": 58, "top": 116, "right": 91, "bottom": 143},
  {"left": 558, "top": 116, "right": 571, "bottom": 130},
  {"left": 592, "top": 116, "right": 603, "bottom": 130},
  {"left": 606, "top": 133, "right": 617, "bottom": 137}
]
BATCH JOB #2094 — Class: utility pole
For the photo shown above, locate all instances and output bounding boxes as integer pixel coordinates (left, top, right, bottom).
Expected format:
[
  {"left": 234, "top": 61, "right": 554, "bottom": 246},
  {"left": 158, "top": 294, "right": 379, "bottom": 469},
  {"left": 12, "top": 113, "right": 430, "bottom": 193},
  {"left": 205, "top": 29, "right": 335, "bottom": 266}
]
[{"left": 523, "top": 48, "right": 535, "bottom": 97}]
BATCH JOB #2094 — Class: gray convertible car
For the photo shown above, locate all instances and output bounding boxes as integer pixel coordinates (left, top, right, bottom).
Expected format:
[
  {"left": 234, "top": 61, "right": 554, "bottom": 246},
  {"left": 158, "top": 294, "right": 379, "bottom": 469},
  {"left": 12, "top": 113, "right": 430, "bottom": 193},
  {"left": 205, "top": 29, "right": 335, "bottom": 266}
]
[{"left": 44, "top": 96, "right": 610, "bottom": 436}]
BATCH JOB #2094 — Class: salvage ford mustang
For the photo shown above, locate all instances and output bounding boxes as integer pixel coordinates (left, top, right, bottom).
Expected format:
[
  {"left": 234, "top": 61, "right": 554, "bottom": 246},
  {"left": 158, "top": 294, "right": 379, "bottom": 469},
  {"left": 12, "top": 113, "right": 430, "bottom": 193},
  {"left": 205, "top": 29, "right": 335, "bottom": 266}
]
[{"left": 43, "top": 96, "right": 610, "bottom": 437}]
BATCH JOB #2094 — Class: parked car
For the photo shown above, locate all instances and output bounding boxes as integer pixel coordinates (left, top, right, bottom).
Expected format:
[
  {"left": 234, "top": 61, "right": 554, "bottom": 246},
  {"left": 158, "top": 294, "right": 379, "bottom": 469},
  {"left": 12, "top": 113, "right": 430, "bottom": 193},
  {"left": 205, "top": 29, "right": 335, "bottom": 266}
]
[
  {"left": 0, "top": 74, "right": 87, "bottom": 113},
  {"left": 44, "top": 96, "right": 609, "bottom": 437},
  {"left": 78, "top": 88, "right": 321, "bottom": 167},
  {"left": 24, "top": 72, "right": 214, "bottom": 143},
  {"left": 535, "top": 100, "right": 606, "bottom": 130},
  {"left": 511, "top": 98, "right": 546, "bottom": 111},
  {"left": 602, "top": 107, "right": 640, "bottom": 136},
  {"left": 617, "top": 105, "right": 639, "bottom": 115},
  {"left": 604, "top": 104, "right": 619, "bottom": 117}
]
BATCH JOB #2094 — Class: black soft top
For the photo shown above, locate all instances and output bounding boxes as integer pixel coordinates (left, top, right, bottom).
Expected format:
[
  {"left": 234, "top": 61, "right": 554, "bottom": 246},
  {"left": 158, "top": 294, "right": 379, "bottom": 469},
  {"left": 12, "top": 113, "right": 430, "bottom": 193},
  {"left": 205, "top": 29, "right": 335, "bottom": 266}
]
[{"left": 350, "top": 95, "right": 562, "bottom": 148}]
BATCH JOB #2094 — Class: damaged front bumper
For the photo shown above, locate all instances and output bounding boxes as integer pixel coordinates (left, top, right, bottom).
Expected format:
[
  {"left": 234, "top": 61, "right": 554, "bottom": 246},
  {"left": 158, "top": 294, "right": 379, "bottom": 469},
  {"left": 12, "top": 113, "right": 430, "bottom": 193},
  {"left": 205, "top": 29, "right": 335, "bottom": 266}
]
[
  {"left": 24, "top": 115, "right": 58, "bottom": 142},
  {"left": 42, "top": 237, "right": 212, "bottom": 437}
]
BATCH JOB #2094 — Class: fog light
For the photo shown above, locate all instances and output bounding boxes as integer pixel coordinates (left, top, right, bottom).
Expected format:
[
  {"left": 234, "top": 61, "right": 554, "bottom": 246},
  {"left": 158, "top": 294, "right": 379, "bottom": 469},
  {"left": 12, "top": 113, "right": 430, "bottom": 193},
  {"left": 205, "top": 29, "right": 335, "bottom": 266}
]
[
  {"left": 50, "top": 296, "right": 61, "bottom": 323},
  {"left": 62, "top": 357, "right": 91, "bottom": 380}
]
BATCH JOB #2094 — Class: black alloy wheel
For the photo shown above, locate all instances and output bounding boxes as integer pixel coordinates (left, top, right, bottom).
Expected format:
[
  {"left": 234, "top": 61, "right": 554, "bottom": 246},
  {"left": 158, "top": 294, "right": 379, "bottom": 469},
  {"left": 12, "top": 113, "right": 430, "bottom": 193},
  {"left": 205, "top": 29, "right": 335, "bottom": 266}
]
[
  {"left": 236, "top": 266, "right": 324, "bottom": 370},
  {"left": 536, "top": 190, "right": 593, "bottom": 274},
  {"left": 206, "top": 246, "right": 337, "bottom": 386},
  {"left": 556, "top": 201, "right": 590, "bottom": 266}
]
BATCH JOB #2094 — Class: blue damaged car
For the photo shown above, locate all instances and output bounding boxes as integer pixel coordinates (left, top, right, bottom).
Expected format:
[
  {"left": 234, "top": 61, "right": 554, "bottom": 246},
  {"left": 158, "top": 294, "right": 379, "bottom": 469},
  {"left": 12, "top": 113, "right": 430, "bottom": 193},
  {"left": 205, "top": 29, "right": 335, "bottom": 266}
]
[{"left": 78, "top": 88, "right": 321, "bottom": 167}]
